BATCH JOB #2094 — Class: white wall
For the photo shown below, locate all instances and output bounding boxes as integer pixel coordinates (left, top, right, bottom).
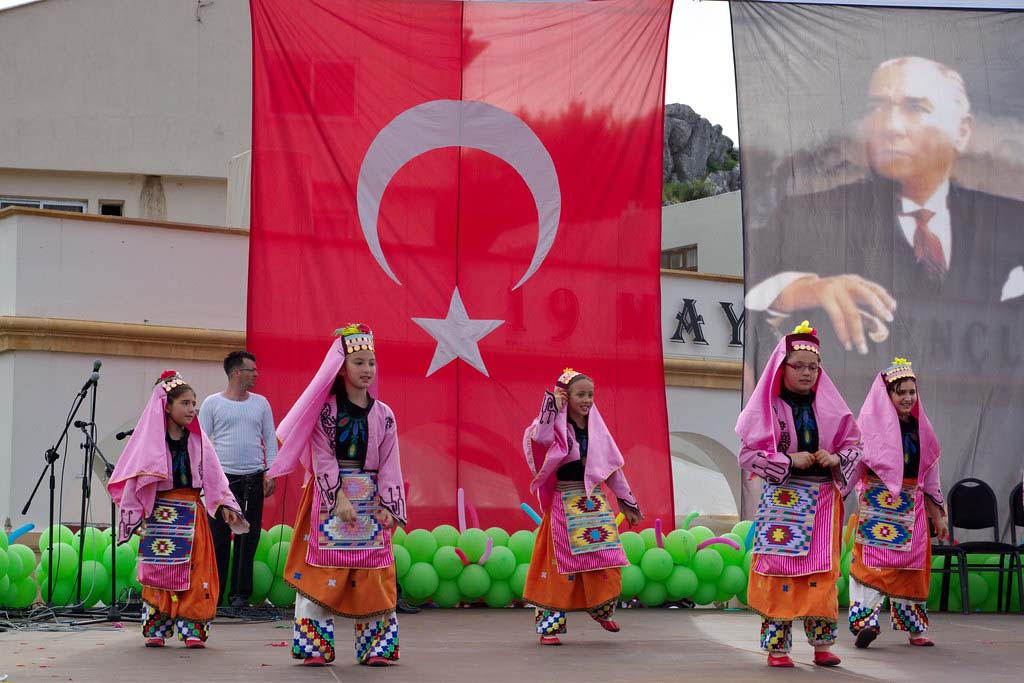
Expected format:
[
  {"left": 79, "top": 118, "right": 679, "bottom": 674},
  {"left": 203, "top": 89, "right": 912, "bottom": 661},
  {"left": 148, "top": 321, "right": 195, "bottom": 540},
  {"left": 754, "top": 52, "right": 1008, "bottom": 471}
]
[
  {"left": 7, "top": 212, "right": 248, "bottom": 329},
  {"left": 0, "top": 0, "right": 251, "bottom": 179},
  {"left": 662, "top": 191, "right": 743, "bottom": 277},
  {"left": 0, "top": 169, "right": 229, "bottom": 226}
]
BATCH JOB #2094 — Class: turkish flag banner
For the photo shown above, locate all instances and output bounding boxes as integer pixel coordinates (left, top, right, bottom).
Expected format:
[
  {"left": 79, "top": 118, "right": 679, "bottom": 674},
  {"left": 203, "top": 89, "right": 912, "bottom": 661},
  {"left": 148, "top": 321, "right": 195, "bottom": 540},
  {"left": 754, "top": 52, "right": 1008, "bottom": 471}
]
[{"left": 250, "top": 0, "right": 673, "bottom": 531}]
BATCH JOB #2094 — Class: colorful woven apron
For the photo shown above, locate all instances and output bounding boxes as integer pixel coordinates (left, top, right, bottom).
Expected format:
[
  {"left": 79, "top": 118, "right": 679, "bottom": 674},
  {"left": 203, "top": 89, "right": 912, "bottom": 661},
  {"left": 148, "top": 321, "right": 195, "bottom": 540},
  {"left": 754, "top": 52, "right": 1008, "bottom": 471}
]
[
  {"left": 307, "top": 467, "right": 394, "bottom": 569},
  {"left": 857, "top": 477, "right": 927, "bottom": 570},
  {"left": 138, "top": 495, "right": 197, "bottom": 591},
  {"left": 752, "top": 479, "right": 835, "bottom": 576},
  {"left": 550, "top": 480, "right": 627, "bottom": 574}
]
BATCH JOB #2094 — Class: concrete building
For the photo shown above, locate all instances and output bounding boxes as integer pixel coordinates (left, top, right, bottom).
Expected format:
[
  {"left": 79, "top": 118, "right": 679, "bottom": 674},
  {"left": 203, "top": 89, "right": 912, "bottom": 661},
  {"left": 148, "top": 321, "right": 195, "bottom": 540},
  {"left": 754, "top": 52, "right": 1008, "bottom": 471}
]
[{"left": 0, "top": 0, "right": 746, "bottom": 531}]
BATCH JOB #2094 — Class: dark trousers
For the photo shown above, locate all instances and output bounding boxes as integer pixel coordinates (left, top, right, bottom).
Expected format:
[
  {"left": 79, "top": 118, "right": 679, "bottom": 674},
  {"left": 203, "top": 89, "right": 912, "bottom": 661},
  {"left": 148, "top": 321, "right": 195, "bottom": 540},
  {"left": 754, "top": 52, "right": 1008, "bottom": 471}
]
[{"left": 210, "top": 471, "right": 265, "bottom": 601}]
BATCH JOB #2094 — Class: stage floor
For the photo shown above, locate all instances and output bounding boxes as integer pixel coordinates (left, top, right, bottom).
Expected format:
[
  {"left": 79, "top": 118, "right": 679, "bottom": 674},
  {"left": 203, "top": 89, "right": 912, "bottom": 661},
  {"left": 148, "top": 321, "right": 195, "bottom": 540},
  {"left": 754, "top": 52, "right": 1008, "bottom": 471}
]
[{"left": 3, "top": 607, "right": 1022, "bottom": 682}]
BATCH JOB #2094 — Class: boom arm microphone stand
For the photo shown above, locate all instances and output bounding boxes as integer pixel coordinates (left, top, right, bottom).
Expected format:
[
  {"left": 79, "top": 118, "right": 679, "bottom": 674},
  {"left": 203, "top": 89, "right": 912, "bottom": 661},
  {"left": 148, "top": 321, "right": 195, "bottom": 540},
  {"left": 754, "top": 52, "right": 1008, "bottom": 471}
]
[
  {"left": 76, "top": 423, "right": 122, "bottom": 622},
  {"left": 73, "top": 361, "right": 102, "bottom": 611},
  {"left": 22, "top": 360, "right": 101, "bottom": 606}
]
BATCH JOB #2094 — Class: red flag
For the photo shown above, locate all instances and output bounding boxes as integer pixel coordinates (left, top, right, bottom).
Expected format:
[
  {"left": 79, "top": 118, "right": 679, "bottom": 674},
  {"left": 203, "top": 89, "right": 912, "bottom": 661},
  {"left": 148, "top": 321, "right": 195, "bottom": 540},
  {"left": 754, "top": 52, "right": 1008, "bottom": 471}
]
[{"left": 250, "top": 0, "right": 673, "bottom": 531}]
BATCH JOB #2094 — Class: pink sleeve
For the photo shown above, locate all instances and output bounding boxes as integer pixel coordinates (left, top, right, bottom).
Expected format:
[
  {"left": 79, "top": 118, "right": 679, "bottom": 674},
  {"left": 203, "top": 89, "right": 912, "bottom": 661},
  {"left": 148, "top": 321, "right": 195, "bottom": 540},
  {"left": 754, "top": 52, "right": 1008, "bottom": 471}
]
[
  {"left": 115, "top": 478, "right": 145, "bottom": 545},
  {"left": 310, "top": 403, "right": 342, "bottom": 510},
  {"left": 532, "top": 391, "right": 559, "bottom": 447},
  {"left": 829, "top": 414, "right": 865, "bottom": 497},
  {"left": 738, "top": 442, "right": 792, "bottom": 485},
  {"left": 920, "top": 461, "right": 945, "bottom": 510},
  {"left": 605, "top": 468, "right": 640, "bottom": 512},
  {"left": 377, "top": 409, "right": 407, "bottom": 525}
]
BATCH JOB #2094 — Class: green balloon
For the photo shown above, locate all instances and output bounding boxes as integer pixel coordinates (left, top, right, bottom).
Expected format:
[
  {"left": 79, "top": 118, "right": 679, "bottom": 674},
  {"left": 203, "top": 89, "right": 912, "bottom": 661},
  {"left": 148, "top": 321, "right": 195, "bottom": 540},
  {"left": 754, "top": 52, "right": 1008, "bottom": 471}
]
[
  {"left": 127, "top": 534, "right": 141, "bottom": 553},
  {"left": 6, "top": 576, "right": 37, "bottom": 609},
  {"left": 98, "top": 573, "right": 131, "bottom": 606},
  {"left": 403, "top": 562, "right": 440, "bottom": 600},
  {"left": 692, "top": 548, "right": 724, "bottom": 583},
  {"left": 510, "top": 563, "right": 529, "bottom": 598},
  {"left": 0, "top": 575, "right": 8, "bottom": 603},
  {"left": 39, "top": 575, "right": 76, "bottom": 605},
  {"left": 456, "top": 564, "right": 491, "bottom": 600},
  {"left": 689, "top": 526, "right": 714, "bottom": 545},
  {"left": 39, "top": 543, "right": 78, "bottom": 581},
  {"left": 266, "top": 524, "right": 294, "bottom": 545},
  {"left": 692, "top": 581, "right": 718, "bottom": 605},
  {"left": 639, "top": 528, "right": 659, "bottom": 550},
  {"left": 128, "top": 564, "right": 142, "bottom": 593},
  {"left": 101, "top": 543, "right": 137, "bottom": 579},
  {"left": 79, "top": 560, "right": 109, "bottom": 608},
  {"left": 432, "top": 524, "right": 461, "bottom": 548},
  {"left": 393, "top": 545, "right": 412, "bottom": 579},
  {"left": 841, "top": 551, "right": 852, "bottom": 577},
  {"left": 713, "top": 534, "right": 745, "bottom": 566},
  {"left": 666, "top": 566, "right": 698, "bottom": 601},
  {"left": 662, "top": 529, "right": 696, "bottom": 566},
  {"left": 37, "top": 525, "right": 75, "bottom": 551},
  {"left": 266, "top": 541, "right": 291, "bottom": 574},
  {"left": 0, "top": 548, "right": 7, "bottom": 579},
  {"left": 717, "top": 564, "right": 747, "bottom": 596},
  {"left": 432, "top": 546, "right": 466, "bottom": 580},
  {"left": 5, "top": 547, "right": 23, "bottom": 582},
  {"left": 255, "top": 530, "right": 273, "bottom": 563},
  {"left": 620, "top": 563, "right": 646, "bottom": 599},
  {"left": 836, "top": 575, "right": 849, "bottom": 608},
  {"left": 620, "top": 531, "right": 646, "bottom": 565},
  {"left": 8, "top": 544, "right": 35, "bottom": 581},
  {"left": 405, "top": 529, "right": 439, "bottom": 564},
  {"left": 391, "top": 527, "right": 407, "bottom": 546},
  {"left": 508, "top": 530, "right": 536, "bottom": 564},
  {"left": 432, "top": 579, "right": 463, "bottom": 608},
  {"left": 73, "top": 528, "right": 104, "bottom": 562},
  {"left": 484, "top": 579, "right": 514, "bottom": 608},
  {"left": 638, "top": 580, "right": 668, "bottom": 607},
  {"left": 742, "top": 550, "right": 754, "bottom": 573},
  {"left": 0, "top": 528, "right": 7, "bottom": 550},
  {"left": 968, "top": 573, "right": 989, "bottom": 610},
  {"left": 98, "top": 528, "right": 113, "bottom": 553},
  {"left": 731, "top": 520, "right": 753, "bottom": 548},
  {"left": 715, "top": 587, "right": 735, "bottom": 603},
  {"left": 485, "top": 527, "right": 511, "bottom": 547},
  {"left": 640, "top": 547, "right": 674, "bottom": 582},
  {"left": 484, "top": 546, "right": 517, "bottom": 580},
  {"left": 457, "top": 529, "right": 489, "bottom": 563},
  {"left": 737, "top": 588, "right": 748, "bottom": 606},
  {"left": 250, "top": 561, "right": 273, "bottom": 605},
  {"left": 268, "top": 576, "right": 296, "bottom": 607}
]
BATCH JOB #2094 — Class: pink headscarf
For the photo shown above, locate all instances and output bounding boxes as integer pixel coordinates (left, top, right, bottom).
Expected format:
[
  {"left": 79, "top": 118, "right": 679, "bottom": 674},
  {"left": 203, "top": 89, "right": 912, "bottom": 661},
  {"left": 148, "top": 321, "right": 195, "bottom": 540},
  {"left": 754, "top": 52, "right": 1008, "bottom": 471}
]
[
  {"left": 857, "top": 371, "right": 942, "bottom": 502},
  {"left": 523, "top": 370, "right": 636, "bottom": 511},
  {"left": 736, "top": 334, "right": 858, "bottom": 463},
  {"left": 268, "top": 330, "right": 405, "bottom": 523},
  {"left": 108, "top": 371, "right": 240, "bottom": 543}
]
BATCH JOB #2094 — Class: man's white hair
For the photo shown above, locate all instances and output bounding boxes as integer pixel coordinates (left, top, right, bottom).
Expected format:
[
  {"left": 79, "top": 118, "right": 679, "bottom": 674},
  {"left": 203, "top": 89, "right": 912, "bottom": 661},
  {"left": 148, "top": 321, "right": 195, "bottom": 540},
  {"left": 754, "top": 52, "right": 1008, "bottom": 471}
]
[{"left": 874, "top": 56, "right": 971, "bottom": 119}]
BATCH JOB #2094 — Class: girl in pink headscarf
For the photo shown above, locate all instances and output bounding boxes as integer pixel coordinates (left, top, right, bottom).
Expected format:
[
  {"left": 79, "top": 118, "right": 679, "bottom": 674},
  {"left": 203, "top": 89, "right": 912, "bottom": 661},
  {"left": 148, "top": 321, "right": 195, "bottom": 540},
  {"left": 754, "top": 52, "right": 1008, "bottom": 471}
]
[
  {"left": 522, "top": 368, "right": 643, "bottom": 646},
  {"left": 848, "top": 358, "right": 947, "bottom": 649},
  {"left": 736, "top": 321, "right": 863, "bottom": 668},
  {"left": 108, "top": 370, "right": 245, "bottom": 649},
  {"left": 267, "top": 325, "right": 405, "bottom": 667}
]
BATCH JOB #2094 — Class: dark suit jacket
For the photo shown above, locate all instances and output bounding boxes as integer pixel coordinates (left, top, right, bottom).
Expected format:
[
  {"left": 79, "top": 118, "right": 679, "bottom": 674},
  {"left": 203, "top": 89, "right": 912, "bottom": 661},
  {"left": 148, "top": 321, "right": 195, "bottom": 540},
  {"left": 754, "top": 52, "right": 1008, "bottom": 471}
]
[{"left": 746, "top": 177, "right": 1024, "bottom": 537}]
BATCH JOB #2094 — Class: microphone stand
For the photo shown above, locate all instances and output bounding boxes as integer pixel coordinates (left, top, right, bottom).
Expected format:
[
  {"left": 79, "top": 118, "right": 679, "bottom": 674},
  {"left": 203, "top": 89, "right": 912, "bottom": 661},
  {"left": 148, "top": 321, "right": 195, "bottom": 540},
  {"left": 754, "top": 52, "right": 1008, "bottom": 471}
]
[
  {"left": 21, "top": 381, "right": 91, "bottom": 606},
  {"left": 75, "top": 424, "right": 123, "bottom": 623},
  {"left": 73, "top": 379, "right": 99, "bottom": 611}
]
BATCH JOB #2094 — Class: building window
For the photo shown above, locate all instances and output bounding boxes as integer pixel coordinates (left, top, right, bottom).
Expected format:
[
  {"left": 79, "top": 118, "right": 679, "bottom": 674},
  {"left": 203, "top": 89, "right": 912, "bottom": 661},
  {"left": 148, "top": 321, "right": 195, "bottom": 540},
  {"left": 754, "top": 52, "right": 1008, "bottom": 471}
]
[
  {"left": 99, "top": 200, "right": 124, "bottom": 217},
  {"left": 661, "top": 245, "right": 698, "bottom": 272},
  {"left": 1, "top": 197, "right": 86, "bottom": 213}
]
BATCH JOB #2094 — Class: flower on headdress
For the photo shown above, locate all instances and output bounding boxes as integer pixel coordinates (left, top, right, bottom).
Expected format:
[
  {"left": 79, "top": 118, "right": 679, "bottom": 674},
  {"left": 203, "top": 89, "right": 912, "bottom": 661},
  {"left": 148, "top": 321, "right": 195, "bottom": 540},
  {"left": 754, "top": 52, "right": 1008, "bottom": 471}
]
[
  {"left": 159, "top": 369, "right": 178, "bottom": 381},
  {"left": 792, "top": 320, "right": 816, "bottom": 335},
  {"left": 893, "top": 357, "right": 911, "bottom": 366},
  {"left": 562, "top": 367, "right": 574, "bottom": 375},
  {"left": 334, "top": 323, "right": 371, "bottom": 337}
]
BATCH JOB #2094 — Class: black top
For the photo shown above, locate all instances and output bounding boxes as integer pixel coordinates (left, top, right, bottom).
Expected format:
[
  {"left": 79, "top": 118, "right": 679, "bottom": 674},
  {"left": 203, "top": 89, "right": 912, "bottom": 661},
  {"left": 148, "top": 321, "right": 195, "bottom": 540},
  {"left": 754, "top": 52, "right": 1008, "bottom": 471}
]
[
  {"left": 166, "top": 431, "right": 195, "bottom": 489},
  {"left": 779, "top": 387, "right": 830, "bottom": 478},
  {"left": 900, "top": 415, "right": 921, "bottom": 480},
  {"left": 335, "top": 394, "right": 375, "bottom": 467},
  {"left": 556, "top": 420, "right": 589, "bottom": 481}
]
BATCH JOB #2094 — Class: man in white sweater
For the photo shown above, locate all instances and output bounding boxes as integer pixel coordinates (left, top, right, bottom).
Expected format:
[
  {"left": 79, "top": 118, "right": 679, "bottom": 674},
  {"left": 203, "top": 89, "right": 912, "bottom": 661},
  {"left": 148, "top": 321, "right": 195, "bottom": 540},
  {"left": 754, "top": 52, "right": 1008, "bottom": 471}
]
[{"left": 200, "top": 350, "right": 279, "bottom": 608}]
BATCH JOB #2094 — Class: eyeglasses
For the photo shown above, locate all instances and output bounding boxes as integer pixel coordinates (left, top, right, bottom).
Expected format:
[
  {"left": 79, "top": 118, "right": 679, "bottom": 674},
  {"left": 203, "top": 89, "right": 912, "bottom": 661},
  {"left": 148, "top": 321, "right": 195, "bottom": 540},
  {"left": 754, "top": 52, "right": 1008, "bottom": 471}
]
[
  {"left": 237, "top": 368, "right": 258, "bottom": 373},
  {"left": 784, "top": 362, "right": 820, "bottom": 374}
]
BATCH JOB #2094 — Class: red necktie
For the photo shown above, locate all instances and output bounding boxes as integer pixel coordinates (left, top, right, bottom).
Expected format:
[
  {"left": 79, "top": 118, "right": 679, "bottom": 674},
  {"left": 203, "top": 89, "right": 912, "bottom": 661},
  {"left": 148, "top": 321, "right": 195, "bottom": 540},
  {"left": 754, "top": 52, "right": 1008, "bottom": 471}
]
[{"left": 904, "top": 208, "right": 946, "bottom": 280}]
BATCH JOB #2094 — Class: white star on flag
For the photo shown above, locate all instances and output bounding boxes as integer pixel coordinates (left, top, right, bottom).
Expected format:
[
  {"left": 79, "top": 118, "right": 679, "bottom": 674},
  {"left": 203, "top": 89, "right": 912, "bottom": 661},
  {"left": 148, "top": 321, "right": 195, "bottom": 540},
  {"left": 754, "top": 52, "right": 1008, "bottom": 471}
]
[{"left": 412, "top": 287, "right": 504, "bottom": 377}]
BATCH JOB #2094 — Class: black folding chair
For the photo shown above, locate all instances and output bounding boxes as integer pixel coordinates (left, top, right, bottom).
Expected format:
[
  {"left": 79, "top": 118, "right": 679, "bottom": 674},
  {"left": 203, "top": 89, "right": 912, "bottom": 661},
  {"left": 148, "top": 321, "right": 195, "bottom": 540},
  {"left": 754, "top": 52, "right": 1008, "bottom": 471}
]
[
  {"left": 931, "top": 521, "right": 968, "bottom": 615},
  {"left": 949, "top": 478, "right": 1024, "bottom": 614},
  {"left": 1010, "top": 481, "right": 1024, "bottom": 547}
]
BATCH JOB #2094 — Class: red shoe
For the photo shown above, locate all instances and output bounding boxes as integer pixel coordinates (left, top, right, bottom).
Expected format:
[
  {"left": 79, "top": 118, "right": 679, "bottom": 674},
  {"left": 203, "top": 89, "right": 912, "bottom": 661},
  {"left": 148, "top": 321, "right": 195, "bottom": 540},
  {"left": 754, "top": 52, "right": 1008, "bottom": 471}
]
[
  {"left": 302, "top": 656, "right": 327, "bottom": 667},
  {"left": 597, "top": 619, "right": 621, "bottom": 633},
  {"left": 909, "top": 636, "right": 934, "bottom": 647},
  {"left": 365, "top": 656, "right": 397, "bottom": 667},
  {"left": 855, "top": 626, "right": 880, "bottom": 649},
  {"left": 813, "top": 651, "right": 841, "bottom": 667},
  {"left": 144, "top": 637, "right": 165, "bottom": 648},
  {"left": 539, "top": 635, "right": 563, "bottom": 646},
  {"left": 767, "top": 654, "right": 794, "bottom": 667},
  {"left": 184, "top": 637, "right": 206, "bottom": 649}
]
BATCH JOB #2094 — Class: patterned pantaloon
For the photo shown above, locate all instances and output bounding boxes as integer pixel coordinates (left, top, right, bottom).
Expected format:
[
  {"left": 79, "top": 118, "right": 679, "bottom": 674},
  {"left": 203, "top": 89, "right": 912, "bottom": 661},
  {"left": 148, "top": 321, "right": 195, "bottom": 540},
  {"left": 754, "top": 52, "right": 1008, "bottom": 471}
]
[
  {"left": 848, "top": 577, "right": 928, "bottom": 635},
  {"left": 292, "top": 593, "right": 399, "bottom": 664},
  {"left": 534, "top": 600, "right": 616, "bottom": 635},
  {"left": 760, "top": 617, "right": 838, "bottom": 653},
  {"left": 141, "top": 603, "right": 210, "bottom": 642}
]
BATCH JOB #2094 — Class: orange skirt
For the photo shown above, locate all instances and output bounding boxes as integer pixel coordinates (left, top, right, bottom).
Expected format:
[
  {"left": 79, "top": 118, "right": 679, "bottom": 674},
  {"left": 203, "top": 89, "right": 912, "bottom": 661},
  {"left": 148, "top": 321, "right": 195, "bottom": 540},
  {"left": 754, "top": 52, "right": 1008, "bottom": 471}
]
[
  {"left": 522, "top": 507, "right": 621, "bottom": 612},
  {"left": 141, "top": 488, "right": 219, "bottom": 622},
  {"left": 747, "top": 485, "right": 842, "bottom": 621},
  {"left": 283, "top": 482, "right": 396, "bottom": 620},
  {"left": 850, "top": 519, "right": 931, "bottom": 602}
]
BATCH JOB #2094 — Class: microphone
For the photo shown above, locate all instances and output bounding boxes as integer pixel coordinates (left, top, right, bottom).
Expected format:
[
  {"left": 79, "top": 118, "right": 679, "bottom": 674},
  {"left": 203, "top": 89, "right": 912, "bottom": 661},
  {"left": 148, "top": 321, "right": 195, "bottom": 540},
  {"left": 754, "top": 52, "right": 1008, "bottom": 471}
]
[
  {"left": 79, "top": 359, "right": 102, "bottom": 393},
  {"left": 73, "top": 420, "right": 93, "bottom": 429},
  {"left": 116, "top": 429, "right": 135, "bottom": 441}
]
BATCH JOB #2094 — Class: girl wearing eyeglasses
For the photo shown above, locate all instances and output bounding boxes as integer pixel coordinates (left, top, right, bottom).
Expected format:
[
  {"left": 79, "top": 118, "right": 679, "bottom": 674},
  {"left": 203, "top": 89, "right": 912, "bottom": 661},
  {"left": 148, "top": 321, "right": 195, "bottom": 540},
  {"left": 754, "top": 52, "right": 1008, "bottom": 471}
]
[{"left": 736, "top": 321, "right": 864, "bottom": 668}]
